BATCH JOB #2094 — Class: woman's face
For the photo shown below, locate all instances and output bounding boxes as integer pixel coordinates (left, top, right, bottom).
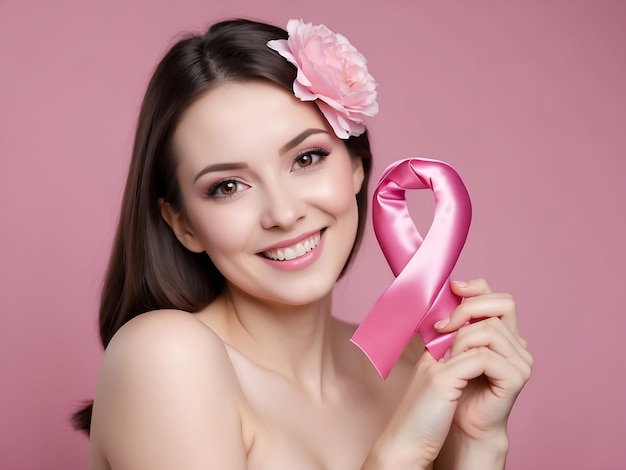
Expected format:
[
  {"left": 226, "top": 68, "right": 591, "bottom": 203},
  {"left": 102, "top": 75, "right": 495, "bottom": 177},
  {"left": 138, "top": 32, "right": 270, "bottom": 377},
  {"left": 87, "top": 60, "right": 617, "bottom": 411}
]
[{"left": 166, "top": 81, "right": 364, "bottom": 306}]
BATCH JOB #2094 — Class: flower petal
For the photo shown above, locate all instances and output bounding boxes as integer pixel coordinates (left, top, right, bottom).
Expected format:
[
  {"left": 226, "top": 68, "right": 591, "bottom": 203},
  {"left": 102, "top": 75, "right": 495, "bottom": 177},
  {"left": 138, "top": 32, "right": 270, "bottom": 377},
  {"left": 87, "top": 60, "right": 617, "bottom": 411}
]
[{"left": 267, "top": 19, "right": 379, "bottom": 138}]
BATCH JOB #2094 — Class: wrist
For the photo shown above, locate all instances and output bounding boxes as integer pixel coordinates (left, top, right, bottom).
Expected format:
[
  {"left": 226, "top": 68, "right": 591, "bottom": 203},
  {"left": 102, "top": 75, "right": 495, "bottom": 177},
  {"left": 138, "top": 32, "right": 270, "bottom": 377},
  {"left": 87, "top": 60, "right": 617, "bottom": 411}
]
[
  {"left": 362, "top": 430, "right": 436, "bottom": 470},
  {"left": 435, "top": 428, "right": 509, "bottom": 470},
  {"left": 361, "top": 440, "right": 428, "bottom": 470}
]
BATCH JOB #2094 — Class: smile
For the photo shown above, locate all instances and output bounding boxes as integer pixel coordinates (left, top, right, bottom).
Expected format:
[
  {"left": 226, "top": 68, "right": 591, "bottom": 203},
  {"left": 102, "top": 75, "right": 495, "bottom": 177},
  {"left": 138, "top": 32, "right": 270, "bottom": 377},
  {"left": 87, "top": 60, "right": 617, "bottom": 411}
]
[{"left": 262, "top": 231, "right": 322, "bottom": 261}]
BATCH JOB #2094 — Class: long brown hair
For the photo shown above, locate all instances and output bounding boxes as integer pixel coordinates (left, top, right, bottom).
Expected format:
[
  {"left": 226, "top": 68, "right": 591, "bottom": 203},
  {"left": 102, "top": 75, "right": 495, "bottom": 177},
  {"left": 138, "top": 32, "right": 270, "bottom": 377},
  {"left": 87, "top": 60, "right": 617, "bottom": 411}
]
[{"left": 71, "top": 18, "right": 373, "bottom": 435}]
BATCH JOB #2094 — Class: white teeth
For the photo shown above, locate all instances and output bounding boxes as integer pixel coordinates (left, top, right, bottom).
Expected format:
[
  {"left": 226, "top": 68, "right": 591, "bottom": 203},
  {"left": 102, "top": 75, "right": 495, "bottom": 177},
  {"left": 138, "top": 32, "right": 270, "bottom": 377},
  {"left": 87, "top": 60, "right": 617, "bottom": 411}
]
[
  {"left": 284, "top": 248, "right": 297, "bottom": 260},
  {"left": 295, "top": 244, "right": 306, "bottom": 257},
  {"left": 263, "top": 232, "right": 321, "bottom": 261}
]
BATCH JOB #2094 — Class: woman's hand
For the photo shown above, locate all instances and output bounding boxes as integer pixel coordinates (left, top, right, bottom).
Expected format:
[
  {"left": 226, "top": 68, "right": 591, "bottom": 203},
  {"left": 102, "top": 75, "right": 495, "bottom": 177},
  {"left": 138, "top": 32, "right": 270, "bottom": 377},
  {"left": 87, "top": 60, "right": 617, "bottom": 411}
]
[
  {"left": 434, "top": 279, "right": 533, "bottom": 468},
  {"left": 363, "top": 279, "right": 532, "bottom": 470}
]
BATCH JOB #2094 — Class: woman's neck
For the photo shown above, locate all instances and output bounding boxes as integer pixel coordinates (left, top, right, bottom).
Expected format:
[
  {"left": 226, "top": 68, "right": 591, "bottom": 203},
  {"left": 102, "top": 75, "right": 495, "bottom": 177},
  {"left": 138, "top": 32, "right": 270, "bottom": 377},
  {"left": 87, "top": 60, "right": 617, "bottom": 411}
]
[{"left": 206, "top": 284, "right": 347, "bottom": 399}]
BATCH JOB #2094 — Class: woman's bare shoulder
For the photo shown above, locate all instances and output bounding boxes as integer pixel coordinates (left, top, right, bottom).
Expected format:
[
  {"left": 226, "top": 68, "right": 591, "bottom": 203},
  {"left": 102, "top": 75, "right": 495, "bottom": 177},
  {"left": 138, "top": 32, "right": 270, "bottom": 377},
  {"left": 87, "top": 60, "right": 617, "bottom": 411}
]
[
  {"left": 91, "top": 309, "right": 249, "bottom": 469},
  {"left": 107, "top": 308, "right": 223, "bottom": 349},
  {"left": 99, "top": 309, "right": 235, "bottom": 379}
]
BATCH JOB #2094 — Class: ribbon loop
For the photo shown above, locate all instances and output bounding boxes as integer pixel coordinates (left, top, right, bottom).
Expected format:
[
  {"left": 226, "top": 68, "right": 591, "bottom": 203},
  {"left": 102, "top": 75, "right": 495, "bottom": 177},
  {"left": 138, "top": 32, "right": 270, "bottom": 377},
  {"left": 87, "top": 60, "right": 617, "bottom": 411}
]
[{"left": 351, "top": 158, "right": 472, "bottom": 379}]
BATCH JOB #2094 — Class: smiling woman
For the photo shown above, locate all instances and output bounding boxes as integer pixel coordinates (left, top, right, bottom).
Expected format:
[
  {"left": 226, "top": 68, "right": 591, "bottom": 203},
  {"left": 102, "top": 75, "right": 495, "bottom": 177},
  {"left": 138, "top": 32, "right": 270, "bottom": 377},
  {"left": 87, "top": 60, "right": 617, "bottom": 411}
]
[
  {"left": 72, "top": 18, "right": 531, "bottom": 470},
  {"left": 162, "top": 81, "right": 364, "bottom": 305}
]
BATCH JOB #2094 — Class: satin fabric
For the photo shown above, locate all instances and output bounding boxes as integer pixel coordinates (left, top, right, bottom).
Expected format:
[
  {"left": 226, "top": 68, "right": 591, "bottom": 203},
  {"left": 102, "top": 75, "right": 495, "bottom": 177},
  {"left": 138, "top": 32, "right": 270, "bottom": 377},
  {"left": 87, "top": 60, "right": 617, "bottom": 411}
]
[{"left": 351, "top": 158, "right": 472, "bottom": 379}]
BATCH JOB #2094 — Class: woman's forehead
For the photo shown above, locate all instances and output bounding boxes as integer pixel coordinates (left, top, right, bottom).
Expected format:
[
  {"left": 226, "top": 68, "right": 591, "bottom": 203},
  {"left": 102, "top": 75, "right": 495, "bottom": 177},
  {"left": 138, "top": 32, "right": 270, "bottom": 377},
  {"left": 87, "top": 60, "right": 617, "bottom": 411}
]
[{"left": 171, "top": 81, "right": 331, "bottom": 173}]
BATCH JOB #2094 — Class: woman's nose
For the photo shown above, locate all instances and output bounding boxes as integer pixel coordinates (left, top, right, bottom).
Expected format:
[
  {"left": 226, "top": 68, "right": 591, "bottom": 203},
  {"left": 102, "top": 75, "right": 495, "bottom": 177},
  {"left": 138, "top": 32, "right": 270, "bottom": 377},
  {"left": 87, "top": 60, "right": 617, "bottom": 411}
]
[{"left": 260, "top": 182, "right": 307, "bottom": 230}]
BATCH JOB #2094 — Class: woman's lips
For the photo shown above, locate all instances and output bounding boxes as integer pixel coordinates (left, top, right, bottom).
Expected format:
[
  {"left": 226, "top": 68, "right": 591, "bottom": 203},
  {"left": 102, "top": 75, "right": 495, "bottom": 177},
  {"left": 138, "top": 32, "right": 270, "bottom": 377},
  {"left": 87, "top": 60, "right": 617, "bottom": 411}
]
[
  {"left": 262, "top": 231, "right": 322, "bottom": 261},
  {"left": 261, "top": 229, "right": 324, "bottom": 261},
  {"left": 258, "top": 229, "right": 326, "bottom": 272}
]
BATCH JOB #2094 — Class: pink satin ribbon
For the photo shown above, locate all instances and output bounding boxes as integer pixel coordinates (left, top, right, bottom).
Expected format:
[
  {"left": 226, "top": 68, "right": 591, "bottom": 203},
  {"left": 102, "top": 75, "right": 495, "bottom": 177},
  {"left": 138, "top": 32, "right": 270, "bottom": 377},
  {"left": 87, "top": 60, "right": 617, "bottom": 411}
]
[{"left": 351, "top": 158, "right": 472, "bottom": 379}]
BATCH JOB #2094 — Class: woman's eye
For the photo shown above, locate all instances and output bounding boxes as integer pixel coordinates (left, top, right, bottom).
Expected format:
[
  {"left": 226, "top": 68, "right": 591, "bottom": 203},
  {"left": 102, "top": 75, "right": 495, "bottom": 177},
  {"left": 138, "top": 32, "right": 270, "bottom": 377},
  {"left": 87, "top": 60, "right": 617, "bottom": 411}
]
[
  {"left": 292, "top": 149, "right": 330, "bottom": 171},
  {"left": 207, "top": 179, "right": 249, "bottom": 198}
]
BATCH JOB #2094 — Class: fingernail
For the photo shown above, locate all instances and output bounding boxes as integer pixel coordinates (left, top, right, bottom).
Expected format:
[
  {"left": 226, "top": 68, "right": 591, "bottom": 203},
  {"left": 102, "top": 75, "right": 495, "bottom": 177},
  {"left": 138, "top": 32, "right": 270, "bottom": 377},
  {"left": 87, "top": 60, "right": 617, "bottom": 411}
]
[
  {"left": 452, "top": 280, "right": 468, "bottom": 287},
  {"left": 434, "top": 317, "right": 450, "bottom": 329}
]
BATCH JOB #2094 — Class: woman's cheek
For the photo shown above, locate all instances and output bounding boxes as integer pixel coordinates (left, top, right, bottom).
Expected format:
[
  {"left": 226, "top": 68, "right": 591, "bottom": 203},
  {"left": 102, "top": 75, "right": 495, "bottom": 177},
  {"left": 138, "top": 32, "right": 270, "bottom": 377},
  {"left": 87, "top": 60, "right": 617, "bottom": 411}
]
[
  {"left": 192, "top": 204, "right": 257, "bottom": 255},
  {"left": 314, "top": 164, "right": 360, "bottom": 213}
]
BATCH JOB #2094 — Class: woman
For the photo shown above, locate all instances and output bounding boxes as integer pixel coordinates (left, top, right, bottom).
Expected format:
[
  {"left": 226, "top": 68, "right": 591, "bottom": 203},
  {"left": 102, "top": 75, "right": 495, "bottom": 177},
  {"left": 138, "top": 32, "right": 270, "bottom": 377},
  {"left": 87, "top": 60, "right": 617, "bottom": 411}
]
[{"left": 73, "top": 18, "right": 532, "bottom": 469}]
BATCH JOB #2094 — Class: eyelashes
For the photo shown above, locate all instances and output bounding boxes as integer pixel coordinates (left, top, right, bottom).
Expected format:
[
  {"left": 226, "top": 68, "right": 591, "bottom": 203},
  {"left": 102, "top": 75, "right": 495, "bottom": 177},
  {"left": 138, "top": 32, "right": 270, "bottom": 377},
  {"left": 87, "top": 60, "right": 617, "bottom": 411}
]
[
  {"left": 205, "top": 179, "right": 250, "bottom": 198},
  {"left": 203, "top": 146, "right": 331, "bottom": 200},
  {"left": 292, "top": 147, "right": 330, "bottom": 171}
]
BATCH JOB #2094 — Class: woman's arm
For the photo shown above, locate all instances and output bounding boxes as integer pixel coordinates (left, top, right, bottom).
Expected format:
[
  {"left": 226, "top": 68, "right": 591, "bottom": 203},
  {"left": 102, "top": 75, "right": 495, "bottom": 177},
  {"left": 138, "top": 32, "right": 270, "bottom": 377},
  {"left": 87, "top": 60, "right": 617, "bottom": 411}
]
[{"left": 90, "top": 310, "right": 248, "bottom": 470}]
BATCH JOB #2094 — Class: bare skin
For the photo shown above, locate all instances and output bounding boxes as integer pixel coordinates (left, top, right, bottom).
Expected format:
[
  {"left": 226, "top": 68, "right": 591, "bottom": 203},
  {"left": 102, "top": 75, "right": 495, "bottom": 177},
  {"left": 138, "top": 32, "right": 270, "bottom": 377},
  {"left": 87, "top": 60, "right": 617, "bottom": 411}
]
[
  {"left": 89, "top": 280, "right": 529, "bottom": 469},
  {"left": 90, "top": 294, "right": 415, "bottom": 470},
  {"left": 88, "top": 82, "right": 532, "bottom": 469}
]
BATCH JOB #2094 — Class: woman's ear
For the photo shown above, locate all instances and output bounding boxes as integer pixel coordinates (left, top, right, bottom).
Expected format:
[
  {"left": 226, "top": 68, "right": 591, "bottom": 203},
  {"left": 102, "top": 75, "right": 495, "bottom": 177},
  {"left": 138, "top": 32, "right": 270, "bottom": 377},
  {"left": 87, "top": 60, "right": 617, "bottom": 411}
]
[
  {"left": 351, "top": 158, "right": 365, "bottom": 195},
  {"left": 158, "top": 199, "right": 205, "bottom": 253}
]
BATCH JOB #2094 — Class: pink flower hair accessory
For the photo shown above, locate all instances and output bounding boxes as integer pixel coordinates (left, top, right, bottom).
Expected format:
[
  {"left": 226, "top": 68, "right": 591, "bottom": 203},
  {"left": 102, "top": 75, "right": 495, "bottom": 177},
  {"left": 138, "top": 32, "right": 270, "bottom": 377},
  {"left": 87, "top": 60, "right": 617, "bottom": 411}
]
[{"left": 267, "top": 19, "right": 379, "bottom": 139}]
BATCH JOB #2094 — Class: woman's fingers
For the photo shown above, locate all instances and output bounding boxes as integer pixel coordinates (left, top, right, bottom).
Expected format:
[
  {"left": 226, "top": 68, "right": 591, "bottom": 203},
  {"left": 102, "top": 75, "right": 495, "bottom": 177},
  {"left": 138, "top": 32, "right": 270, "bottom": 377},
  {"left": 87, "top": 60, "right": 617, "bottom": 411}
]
[
  {"left": 424, "top": 346, "right": 524, "bottom": 399},
  {"left": 452, "top": 317, "right": 530, "bottom": 360},
  {"left": 437, "top": 279, "right": 519, "bottom": 334},
  {"left": 433, "top": 278, "right": 531, "bottom": 376},
  {"left": 451, "top": 278, "right": 492, "bottom": 295},
  {"left": 450, "top": 317, "right": 517, "bottom": 358},
  {"left": 448, "top": 318, "right": 533, "bottom": 378}
]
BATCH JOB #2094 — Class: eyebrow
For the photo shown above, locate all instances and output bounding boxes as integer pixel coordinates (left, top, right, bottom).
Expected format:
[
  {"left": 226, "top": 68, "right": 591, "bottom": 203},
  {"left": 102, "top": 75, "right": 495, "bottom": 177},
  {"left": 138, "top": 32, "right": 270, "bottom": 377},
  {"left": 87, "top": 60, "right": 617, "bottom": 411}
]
[
  {"left": 193, "top": 162, "right": 249, "bottom": 183},
  {"left": 278, "top": 128, "right": 329, "bottom": 155},
  {"left": 192, "top": 128, "right": 329, "bottom": 183}
]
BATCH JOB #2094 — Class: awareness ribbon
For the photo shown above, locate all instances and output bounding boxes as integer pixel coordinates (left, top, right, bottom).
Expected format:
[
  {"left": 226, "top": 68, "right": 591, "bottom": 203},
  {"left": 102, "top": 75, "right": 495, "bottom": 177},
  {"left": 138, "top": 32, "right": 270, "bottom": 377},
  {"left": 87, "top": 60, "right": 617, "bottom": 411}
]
[{"left": 351, "top": 158, "right": 472, "bottom": 380}]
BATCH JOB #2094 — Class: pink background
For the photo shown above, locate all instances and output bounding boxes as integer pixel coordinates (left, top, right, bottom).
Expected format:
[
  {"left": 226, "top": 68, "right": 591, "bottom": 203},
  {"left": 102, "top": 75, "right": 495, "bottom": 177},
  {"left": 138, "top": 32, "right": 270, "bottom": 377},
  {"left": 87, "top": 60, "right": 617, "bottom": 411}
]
[{"left": 1, "top": 0, "right": 625, "bottom": 468}]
